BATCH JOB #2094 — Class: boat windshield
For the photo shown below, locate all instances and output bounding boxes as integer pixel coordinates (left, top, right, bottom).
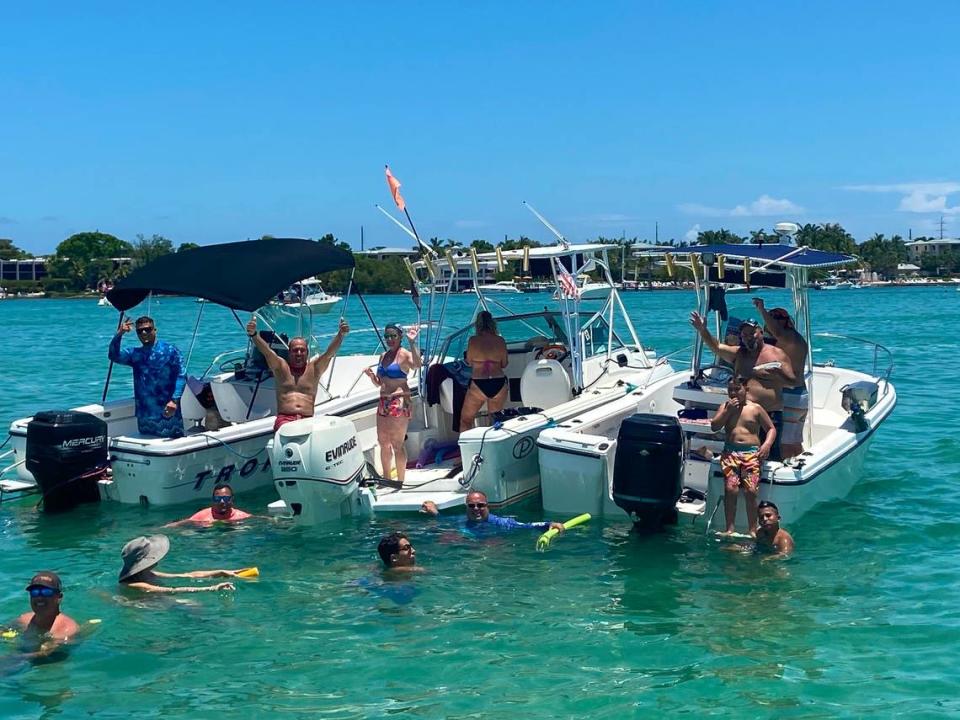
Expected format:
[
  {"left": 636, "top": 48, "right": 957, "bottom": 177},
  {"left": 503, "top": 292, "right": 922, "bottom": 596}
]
[
  {"left": 581, "top": 313, "right": 626, "bottom": 356},
  {"left": 438, "top": 312, "right": 569, "bottom": 361}
]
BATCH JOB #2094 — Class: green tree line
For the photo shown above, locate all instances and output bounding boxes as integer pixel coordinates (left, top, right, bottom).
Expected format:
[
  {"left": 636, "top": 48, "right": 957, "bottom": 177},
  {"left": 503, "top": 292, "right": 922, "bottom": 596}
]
[{"left": 2, "top": 223, "right": 956, "bottom": 296}]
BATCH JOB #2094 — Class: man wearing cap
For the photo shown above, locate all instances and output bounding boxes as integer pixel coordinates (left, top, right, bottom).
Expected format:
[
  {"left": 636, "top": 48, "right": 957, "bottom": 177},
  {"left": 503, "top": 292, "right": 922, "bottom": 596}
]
[
  {"left": 14, "top": 572, "right": 79, "bottom": 652},
  {"left": 245, "top": 316, "right": 350, "bottom": 431},
  {"left": 118, "top": 535, "right": 238, "bottom": 594},
  {"left": 753, "top": 298, "right": 809, "bottom": 459},
  {"left": 690, "top": 311, "right": 796, "bottom": 460}
]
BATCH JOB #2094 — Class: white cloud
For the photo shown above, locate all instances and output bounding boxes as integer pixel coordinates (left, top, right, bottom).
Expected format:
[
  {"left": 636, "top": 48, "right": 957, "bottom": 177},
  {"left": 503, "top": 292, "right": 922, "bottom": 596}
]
[
  {"left": 684, "top": 224, "right": 701, "bottom": 242},
  {"left": 842, "top": 181, "right": 960, "bottom": 215},
  {"left": 678, "top": 195, "right": 803, "bottom": 218},
  {"left": 731, "top": 195, "right": 803, "bottom": 217}
]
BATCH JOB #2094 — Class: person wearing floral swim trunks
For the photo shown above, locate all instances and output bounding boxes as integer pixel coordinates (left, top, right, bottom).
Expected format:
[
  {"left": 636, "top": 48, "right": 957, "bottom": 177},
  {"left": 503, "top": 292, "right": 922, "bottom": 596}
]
[{"left": 711, "top": 376, "right": 776, "bottom": 536}]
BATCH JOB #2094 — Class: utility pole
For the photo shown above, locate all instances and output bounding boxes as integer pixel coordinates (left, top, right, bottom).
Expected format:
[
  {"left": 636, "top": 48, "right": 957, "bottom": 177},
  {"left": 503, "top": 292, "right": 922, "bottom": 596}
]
[
  {"left": 360, "top": 225, "right": 364, "bottom": 251},
  {"left": 939, "top": 215, "right": 946, "bottom": 240}
]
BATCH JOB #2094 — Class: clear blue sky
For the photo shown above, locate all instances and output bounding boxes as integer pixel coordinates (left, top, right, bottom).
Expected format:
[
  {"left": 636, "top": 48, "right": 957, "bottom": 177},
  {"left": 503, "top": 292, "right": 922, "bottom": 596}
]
[{"left": 3, "top": 2, "right": 959, "bottom": 254}]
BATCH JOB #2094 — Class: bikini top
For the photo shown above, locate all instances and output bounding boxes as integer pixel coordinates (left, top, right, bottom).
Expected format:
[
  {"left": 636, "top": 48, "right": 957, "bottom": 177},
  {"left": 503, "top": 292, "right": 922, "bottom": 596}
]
[{"left": 377, "top": 356, "right": 407, "bottom": 379}]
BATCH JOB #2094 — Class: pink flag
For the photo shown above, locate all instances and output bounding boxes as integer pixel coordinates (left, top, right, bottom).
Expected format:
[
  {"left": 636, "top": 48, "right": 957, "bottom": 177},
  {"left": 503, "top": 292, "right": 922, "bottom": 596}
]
[{"left": 385, "top": 166, "right": 406, "bottom": 211}]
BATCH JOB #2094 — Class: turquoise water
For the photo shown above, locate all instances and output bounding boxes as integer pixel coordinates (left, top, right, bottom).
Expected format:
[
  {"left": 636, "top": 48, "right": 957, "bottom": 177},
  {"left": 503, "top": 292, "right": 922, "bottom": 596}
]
[{"left": 2, "top": 288, "right": 959, "bottom": 718}]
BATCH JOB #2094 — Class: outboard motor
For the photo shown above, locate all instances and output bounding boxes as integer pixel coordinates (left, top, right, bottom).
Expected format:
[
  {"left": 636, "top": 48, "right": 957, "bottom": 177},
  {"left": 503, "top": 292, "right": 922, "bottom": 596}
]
[
  {"left": 841, "top": 381, "right": 878, "bottom": 433},
  {"left": 612, "top": 414, "right": 684, "bottom": 531},
  {"left": 26, "top": 411, "right": 108, "bottom": 513},
  {"left": 271, "top": 415, "right": 366, "bottom": 524}
]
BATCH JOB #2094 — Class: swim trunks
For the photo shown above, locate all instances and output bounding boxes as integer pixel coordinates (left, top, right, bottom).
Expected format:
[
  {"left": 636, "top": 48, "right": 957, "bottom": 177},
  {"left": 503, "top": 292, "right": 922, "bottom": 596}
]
[
  {"left": 274, "top": 413, "right": 307, "bottom": 431},
  {"left": 720, "top": 444, "right": 761, "bottom": 493},
  {"left": 378, "top": 395, "right": 411, "bottom": 418},
  {"left": 781, "top": 387, "right": 808, "bottom": 445}
]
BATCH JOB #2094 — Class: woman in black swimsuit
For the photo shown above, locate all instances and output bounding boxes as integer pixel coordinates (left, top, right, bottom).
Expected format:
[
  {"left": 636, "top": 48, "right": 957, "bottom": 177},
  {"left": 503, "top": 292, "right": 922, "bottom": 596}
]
[{"left": 460, "top": 311, "right": 508, "bottom": 431}]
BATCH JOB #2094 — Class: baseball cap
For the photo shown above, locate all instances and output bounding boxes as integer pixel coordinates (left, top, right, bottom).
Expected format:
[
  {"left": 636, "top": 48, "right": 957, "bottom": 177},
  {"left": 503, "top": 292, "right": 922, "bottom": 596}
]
[{"left": 26, "top": 571, "right": 62, "bottom": 593}]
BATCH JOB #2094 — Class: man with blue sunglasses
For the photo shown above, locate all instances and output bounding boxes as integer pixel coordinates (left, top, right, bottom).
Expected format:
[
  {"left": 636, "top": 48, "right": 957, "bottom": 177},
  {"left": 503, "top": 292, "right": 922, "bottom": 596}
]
[
  {"left": 11, "top": 572, "right": 79, "bottom": 655},
  {"left": 165, "top": 483, "right": 253, "bottom": 527}
]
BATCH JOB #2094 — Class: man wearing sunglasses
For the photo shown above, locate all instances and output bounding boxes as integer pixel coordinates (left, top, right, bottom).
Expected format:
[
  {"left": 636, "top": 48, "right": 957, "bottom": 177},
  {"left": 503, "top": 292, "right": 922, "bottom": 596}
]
[
  {"left": 246, "top": 316, "right": 350, "bottom": 431},
  {"left": 165, "top": 483, "right": 252, "bottom": 526},
  {"left": 109, "top": 315, "right": 186, "bottom": 438},
  {"left": 12, "top": 572, "right": 79, "bottom": 655},
  {"left": 421, "top": 491, "right": 565, "bottom": 533},
  {"left": 377, "top": 531, "right": 422, "bottom": 573}
]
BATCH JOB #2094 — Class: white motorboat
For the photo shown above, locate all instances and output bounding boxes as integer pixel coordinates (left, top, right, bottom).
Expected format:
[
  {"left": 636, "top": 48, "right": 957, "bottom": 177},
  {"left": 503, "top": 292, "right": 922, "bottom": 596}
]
[
  {"left": 553, "top": 276, "right": 617, "bottom": 300},
  {"left": 269, "top": 240, "right": 676, "bottom": 524},
  {"left": 537, "top": 238, "right": 896, "bottom": 532},
  {"left": 476, "top": 280, "right": 523, "bottom": 294},
  {"left": 5, "top": 239, "right": 394, "bottom": 510},
  {"left": 272, "top": 277, "right": 341, "bottom": 313}
]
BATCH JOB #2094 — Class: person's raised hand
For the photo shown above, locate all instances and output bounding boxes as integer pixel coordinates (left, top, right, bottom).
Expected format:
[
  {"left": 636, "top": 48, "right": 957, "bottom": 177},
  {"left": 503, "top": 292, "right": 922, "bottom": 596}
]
[
  {"left": 246, "top": 317, "right": 257, "bottom": 338},
  {"left": 120, "top": 319, "right": 133, "bottom": 335},
  {"left": 406, "top": 325, "right": 419, "bottom": 343},
  {"left": 752, "top": 297, "right": 765, "bottom": 311},
  {"left": 689, "top": 311, "right": 706, "bottom": 332},
  {"left": 338, "top": 319, "right": 350, "bottom": 337},
  {"left": 420, "top": 500, "right": 439, "bottom": 516}
]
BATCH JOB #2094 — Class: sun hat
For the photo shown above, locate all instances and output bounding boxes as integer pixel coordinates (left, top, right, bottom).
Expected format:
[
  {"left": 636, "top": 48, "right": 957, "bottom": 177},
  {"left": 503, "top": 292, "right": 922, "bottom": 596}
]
[
  {"left": 119, "top": 534, "right": 170, "bottom": 582},
  {"left": 26, "top": 571, "right": 62, "bottom": 593}
]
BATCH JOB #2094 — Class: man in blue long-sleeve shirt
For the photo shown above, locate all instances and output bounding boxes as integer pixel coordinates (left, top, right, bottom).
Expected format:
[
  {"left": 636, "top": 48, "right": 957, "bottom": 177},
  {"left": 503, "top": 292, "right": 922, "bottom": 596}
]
[
  {"left": 421, "top": 490, "right": 565, "bottom": 533},
  {"left": 108, "top": 315, "right": 186, "bottom": 438}
]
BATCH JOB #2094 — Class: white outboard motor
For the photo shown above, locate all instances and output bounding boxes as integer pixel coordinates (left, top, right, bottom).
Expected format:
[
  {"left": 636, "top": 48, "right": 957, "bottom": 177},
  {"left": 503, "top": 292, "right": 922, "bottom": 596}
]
[{"left": 270, "top": 416, "right": 367, "bottom": 524}]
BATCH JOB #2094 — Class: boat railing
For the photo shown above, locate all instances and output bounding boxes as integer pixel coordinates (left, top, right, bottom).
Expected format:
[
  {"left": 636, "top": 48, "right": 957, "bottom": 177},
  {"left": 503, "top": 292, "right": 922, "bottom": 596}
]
[
  {"left": 813, "top": 332, "right": 894, "bottom": 391},
  {"left": 649, "top": 343, "right": 695, "bottom": 371}
]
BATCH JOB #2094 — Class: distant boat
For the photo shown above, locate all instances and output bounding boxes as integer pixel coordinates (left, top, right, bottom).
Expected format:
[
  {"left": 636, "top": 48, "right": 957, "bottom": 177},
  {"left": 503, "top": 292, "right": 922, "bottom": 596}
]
[
  {"left": 270, "top": 277, "right": 341, "bottom": 313},
  {"left": 477, "top": 281, "right": 523, "bottom": 294}
]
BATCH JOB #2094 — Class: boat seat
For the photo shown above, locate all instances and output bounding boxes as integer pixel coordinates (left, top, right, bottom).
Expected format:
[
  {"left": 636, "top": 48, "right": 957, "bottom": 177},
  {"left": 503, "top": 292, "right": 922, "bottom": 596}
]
[
  {"left": 210, "top": 373, "right": 276, "bottom": 423},
  {"left": 180, "top": 380, "right": 207, "bottom": 431},
  {"left": 520, "top": 359, "right": 572, "bottom": 411}
]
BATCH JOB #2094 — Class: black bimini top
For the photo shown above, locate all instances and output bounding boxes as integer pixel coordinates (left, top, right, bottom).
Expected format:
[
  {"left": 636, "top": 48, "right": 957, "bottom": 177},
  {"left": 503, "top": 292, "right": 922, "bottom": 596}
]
[{"left": 107, "top": 238, "right": 354, "bottom": 312}]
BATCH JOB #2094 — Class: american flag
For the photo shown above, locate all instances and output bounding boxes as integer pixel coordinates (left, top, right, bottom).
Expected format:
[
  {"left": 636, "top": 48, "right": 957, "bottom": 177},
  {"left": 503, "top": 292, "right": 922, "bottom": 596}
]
[{"left": 555, "top": 258, "right": 580, "bottom": 299}]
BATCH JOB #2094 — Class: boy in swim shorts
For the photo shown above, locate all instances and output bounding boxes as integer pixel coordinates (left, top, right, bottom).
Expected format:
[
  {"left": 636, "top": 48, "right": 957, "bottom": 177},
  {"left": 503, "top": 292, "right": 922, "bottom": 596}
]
[{"left": 710, "top": 377, "right": 777, "bottom": 536}]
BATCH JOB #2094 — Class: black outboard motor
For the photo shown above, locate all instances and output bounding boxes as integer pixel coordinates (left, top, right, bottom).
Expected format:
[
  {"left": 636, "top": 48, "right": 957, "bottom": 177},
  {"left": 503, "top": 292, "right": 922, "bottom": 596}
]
[
  {"left": 26, "top": 411, "right": 108, "bottom": 512},
  {"left": 612, "top": 414, "right": 685, "bottom": 531}
]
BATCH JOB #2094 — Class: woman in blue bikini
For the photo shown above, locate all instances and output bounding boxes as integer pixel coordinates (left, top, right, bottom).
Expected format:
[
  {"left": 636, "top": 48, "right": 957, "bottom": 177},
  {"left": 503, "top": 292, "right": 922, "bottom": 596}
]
[
  {"left": 460, "top": 311, "right": 508, "bottom": 431},
  {"left": 363, "top": 323, "right": 421, "bottom": 486}
]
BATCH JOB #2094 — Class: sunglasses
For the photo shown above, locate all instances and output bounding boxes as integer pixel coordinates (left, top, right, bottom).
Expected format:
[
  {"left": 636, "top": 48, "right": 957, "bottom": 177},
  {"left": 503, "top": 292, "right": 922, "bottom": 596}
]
[
  {"left": 467, "top": 503, "right": 487, "bottom": 509},
  {"left": 384, "top": 333, "right": 399, "bottom": 340},
  {"left": 212, "top": 496, "right": 234, "bottom": 504},
  {"left": 136, "top": 326, "right": 155, "bottom": 334},
  {"left": 28, "top": 587, "right": 58, "bottom": 598}
]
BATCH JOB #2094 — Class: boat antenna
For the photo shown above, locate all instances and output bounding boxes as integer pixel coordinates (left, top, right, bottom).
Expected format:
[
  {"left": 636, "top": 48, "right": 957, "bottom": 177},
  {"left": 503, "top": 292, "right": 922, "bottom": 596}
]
[
  {"left": 523, "top": 201, "right": 569, "bottom": 249},
  {"left": 101, "top": 311, "right": 126, "bottom": 403}
]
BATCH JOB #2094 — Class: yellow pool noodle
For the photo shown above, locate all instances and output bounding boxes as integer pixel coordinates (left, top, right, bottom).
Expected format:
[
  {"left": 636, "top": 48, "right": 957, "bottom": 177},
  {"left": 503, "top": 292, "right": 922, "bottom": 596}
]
[
  {"left": 536, "top": 513, "right": 592, "bottom": 551},
  {"left": 236, "top": 567, "right": 260, "bottom": 578}
]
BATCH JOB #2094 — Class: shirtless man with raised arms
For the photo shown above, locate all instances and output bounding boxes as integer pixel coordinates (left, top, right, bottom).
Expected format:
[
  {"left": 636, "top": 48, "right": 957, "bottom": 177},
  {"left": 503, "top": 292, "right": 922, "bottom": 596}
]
[
  {"left": 690, "top": 312, "right": 796, "bottom": 460},
  {"left": 246, "top": 316, "right": 349, "bottom": 430}
]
